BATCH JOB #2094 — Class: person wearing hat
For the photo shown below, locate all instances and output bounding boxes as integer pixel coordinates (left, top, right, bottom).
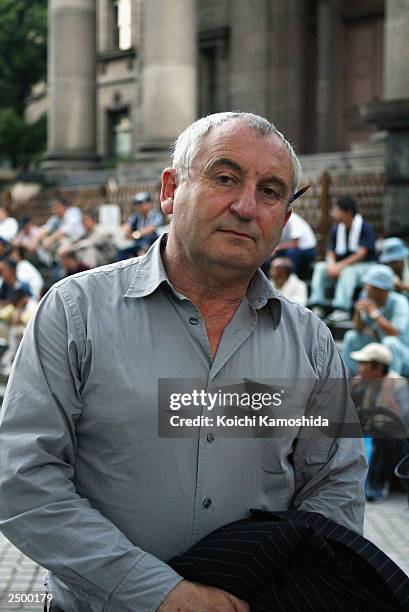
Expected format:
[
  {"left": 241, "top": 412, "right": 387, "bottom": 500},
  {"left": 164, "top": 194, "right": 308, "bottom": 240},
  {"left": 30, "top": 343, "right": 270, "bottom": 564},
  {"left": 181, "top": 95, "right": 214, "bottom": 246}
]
[
  {"left": 350, "top": 343, "right": 409, "bottom": 501},
  {"left": 341, "top": 264, "right": 409, "bottom": 376},
  {"left": 379, "top": 237, "right": 409, "bottom": 297},
  {"left": 118, "top": 191, "right": 163, "bottom": 259}
]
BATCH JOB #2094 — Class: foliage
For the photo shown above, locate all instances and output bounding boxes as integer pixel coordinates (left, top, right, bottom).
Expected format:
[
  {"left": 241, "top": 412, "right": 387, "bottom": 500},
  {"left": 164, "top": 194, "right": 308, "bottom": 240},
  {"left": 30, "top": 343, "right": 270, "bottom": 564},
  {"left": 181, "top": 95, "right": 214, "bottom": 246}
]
[{"left": 0, "top": 0, "right": 47, "bottom": 167}]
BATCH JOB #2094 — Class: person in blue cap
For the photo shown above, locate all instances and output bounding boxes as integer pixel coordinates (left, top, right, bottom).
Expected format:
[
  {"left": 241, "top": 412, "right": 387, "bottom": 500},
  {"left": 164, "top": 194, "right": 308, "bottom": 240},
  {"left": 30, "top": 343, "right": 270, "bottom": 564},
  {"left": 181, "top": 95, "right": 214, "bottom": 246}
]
[
  {"left": 379, "top": 237, "right": 409, "bottom": 297},
  {"left": 118, "top": 191, "right": 164, "bottom": 259},
  {"left": 341, "top": 264, "right": 409, "bottom": 376}
]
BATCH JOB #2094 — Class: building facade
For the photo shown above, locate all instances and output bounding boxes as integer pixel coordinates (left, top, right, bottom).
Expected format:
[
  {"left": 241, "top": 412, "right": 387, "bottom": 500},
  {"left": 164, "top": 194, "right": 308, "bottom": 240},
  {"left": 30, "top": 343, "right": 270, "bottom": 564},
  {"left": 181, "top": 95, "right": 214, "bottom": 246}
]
[
  {"left": 44, "top": 0, "right": 390, "bottom": 165},
  {"left": 40, "top": 0, "right": 409, "bottom": 235}
]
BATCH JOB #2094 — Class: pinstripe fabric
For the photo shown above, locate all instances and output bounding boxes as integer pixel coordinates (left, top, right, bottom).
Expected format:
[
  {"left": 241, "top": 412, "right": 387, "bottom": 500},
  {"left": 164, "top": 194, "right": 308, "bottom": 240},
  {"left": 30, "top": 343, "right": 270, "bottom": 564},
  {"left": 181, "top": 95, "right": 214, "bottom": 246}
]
[{"left": 170, "top": 510, "right": 409, "bottom": 611}]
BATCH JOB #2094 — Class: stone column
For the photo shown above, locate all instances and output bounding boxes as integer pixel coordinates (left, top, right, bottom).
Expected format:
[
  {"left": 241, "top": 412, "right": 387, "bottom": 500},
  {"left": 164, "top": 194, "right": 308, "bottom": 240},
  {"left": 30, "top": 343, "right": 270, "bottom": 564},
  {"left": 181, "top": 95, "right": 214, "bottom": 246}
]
[
  {"left": 44, "top": 0, "right": 98, "bottom": 168},
  {"left": 316, "top": 0, "right": 342, "bottom": 152},
  {"left": 362, "top": 0, "right": 409, "bottom": 238},
  {"left": 139, "top": 0, "right": 197, "bottom": 153},
  {"left": 266, "top": 0, "right": 307, "bottom": 149}
]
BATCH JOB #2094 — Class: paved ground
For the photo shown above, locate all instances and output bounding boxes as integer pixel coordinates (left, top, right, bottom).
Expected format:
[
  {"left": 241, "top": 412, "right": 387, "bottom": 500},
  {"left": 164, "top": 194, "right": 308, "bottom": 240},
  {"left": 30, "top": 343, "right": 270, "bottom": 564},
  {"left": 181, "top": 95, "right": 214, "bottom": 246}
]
[{"left": 0, "top": 492, "right": 408, "bottom": 610}]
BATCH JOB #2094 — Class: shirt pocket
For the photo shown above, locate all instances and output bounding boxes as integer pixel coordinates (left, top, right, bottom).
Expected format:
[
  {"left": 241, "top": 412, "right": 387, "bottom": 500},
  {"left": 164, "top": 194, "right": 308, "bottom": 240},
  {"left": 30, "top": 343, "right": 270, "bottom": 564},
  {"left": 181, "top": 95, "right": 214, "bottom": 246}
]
[{"left": 256, "top": 438, "right": 290, "bottom": 473}]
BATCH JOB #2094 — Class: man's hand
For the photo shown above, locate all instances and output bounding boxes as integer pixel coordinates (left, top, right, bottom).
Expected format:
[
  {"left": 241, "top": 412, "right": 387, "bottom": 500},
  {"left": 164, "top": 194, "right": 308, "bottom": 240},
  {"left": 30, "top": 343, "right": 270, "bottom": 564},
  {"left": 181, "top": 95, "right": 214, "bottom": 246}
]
[
  {"left": 327, "top": 261, "right": 342, "bottom": 279},
  {"left": 157, "top": 580, "right": 250, "bottom": 612},
  {"left": 355, "top": 298, "right": 377, "bottom": 317}
]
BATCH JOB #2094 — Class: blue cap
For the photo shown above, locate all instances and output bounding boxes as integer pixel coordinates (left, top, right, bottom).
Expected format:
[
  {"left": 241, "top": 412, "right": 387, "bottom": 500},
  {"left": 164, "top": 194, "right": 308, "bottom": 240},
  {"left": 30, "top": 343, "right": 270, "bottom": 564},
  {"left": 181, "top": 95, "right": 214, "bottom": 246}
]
[
  {"left": 379, "top": 237, "right": 408, "bottom": 263},
  {"left": 363, "top": 264, "right": 395, "bottom": 291}
]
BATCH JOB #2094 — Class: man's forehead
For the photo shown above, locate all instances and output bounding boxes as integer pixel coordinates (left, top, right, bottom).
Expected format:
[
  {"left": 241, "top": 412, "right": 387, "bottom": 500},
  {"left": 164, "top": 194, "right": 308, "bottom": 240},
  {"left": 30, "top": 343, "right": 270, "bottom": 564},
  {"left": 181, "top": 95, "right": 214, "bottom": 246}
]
[{"left": 195, "top": 121, "right": 291, "bottom": 174}]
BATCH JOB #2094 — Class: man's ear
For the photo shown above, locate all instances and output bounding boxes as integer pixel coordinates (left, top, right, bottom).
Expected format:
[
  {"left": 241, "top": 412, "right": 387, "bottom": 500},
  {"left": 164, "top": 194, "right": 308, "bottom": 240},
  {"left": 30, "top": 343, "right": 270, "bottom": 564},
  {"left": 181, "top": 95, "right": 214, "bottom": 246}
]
[
  {"left": 283, "top": 206, "right": 292, "bottom": 227},
  {"left": 160, "top": 168, "right": 178, "bottom": 215}
]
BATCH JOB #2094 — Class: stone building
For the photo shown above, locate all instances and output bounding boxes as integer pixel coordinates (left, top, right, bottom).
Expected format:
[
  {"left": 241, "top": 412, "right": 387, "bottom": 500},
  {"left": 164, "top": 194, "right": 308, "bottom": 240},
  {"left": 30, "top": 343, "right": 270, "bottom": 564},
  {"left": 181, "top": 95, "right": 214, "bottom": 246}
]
[{"left": 35, "top": 0, "right": 409, "bottom": 234}]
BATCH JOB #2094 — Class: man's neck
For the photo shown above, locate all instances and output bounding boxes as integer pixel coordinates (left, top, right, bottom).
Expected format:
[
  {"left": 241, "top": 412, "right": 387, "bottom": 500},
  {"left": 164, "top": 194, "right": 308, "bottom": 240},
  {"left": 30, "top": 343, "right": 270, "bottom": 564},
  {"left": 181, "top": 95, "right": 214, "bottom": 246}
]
[{"left": 161, "top": 236, "right": 253, "bottom": 312}]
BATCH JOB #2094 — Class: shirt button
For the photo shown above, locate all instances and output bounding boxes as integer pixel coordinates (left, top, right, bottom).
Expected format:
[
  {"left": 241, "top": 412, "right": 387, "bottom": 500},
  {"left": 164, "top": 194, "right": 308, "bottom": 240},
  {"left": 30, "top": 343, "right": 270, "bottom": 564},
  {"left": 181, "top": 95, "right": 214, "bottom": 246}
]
[
  {"left": 189, "top": 317, "right": 199, "bottom": 325},
  {"left": 203, "top": 498, "right": 212, "bottom": 509},
  {"left": 207, "top": 432, "right": 215, "bottom": 443}
]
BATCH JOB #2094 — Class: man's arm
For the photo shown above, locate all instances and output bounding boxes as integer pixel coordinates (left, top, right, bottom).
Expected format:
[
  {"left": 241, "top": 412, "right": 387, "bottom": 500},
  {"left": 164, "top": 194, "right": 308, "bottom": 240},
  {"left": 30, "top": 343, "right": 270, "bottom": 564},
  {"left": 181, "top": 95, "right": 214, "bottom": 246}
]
[
  {"left": 327, "top": 247, "right": 368, "bottom": 279},
  {"left": 0, "top": 287, "right": 183, "bottom": 611},
  {"left": 291, "top": 323, "right": 367, "bottom": 533}
]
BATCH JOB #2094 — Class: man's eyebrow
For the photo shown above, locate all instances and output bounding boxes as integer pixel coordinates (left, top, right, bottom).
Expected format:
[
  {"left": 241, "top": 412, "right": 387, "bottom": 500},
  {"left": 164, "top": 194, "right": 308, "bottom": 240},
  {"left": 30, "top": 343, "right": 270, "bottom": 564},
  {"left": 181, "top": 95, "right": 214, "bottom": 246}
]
[{"left": 203, "top": 158, "right": 244, "bottom": 175}]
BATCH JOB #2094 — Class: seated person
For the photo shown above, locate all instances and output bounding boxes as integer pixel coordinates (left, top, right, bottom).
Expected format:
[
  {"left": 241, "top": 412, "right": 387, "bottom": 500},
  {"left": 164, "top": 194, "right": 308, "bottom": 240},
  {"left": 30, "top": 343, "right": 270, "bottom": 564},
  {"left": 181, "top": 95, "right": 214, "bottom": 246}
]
[
  {"left": 0, "top": 286, "right": 37, "bottom": 376},
  {"left": 269, "top": 257, "right": 307, "bottom": 306},
  {"left": 32, "top": 196, "right": 84, "bottom": 265},
  {"left": 379, "top": 237, "right": 409, "bottom": 297},
  {"left": 274, "top": 211, "right": 316, "bottom": 279},
  {"left": 0, "top": 237, "right": 11, "bottom": 259},
  {"left": 350, "top": 343, "right": 409, "bottom": 502},
  {"left": 0, "top": 258, "right": 32, "bottom": 306},
  {"left": 0, "top": 206, "right": 18, "bottom": 242},
  {"left": 59, "top": 208, "right": 117, "bottom": 269},
  {"left": 341, "top": 265, "right": 409, "bottom": 376},
  {"left": 58, "top": 250, "right": 89, "bottom": 279},
  {"left": 9, "top": 246, "right": 44, "bottom": 300},
  {"left": 309, "top": 196, "right": 376, "bottom": 321},
  {"left": 118, "top": 192, "right": 163, "bottom": 260},
  {"left": 0, "top": 258, "right": 34, "bottom": 343}
]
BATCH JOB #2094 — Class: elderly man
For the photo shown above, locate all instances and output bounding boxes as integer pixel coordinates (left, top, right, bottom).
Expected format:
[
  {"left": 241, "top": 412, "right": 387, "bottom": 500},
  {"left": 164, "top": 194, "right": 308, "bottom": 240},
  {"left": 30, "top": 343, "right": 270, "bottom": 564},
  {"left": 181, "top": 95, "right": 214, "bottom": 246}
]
[
  {"left": 269, "top": 257, "right": 308, "bottom": 305},
  {"left": 0, "top": 112, "right": 366, "bottom": 612},
  {"left": 341, "top": 264, "right": 409, "bottom": 376}
]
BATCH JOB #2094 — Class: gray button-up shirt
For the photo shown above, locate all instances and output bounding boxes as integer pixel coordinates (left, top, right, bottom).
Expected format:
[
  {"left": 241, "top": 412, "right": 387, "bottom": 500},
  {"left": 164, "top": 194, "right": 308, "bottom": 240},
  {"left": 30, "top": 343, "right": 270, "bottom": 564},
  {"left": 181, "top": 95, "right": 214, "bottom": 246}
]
[{"left": 0, "top": 235, "right": 366, "bottom": 612}]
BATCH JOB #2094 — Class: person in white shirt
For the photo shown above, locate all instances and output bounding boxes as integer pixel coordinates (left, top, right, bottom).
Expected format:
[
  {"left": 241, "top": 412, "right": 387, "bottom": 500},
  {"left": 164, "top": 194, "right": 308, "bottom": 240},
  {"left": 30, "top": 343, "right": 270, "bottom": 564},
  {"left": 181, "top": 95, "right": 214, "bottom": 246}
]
[
  {"left": 0, "top": 206, "right": 18, "bottom": 241},
  {"left": 275, "top": 212, "right": 316, "bottom": 278},
  {"left": 10, "top": 246, "right": 44, "bottom": 300},
  {"left": 269, "top": 257, "right": 308, "bottom": 306}
]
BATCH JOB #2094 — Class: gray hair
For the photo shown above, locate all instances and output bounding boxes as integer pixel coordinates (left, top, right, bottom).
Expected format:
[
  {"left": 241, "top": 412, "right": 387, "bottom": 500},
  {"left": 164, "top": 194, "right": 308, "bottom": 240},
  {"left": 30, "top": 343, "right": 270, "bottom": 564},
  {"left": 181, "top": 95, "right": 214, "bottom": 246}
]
[{"left": 171, "top": 111, "right": 302, "bottom": 195}]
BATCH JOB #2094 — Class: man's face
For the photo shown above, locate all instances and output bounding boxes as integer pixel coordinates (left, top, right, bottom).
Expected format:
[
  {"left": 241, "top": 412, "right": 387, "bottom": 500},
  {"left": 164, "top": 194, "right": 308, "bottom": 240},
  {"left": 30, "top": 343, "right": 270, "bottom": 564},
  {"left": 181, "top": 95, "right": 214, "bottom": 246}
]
[
  {"left": 82, "top": 215, "right": 95, "bottom": 231},
  {"left": 164, "top": 121, "right": 293, "bottom": 273},
  {"left": 138, "top": 201, "right": 152, "bottom": 217},
  {"left": 0, "top": 263, "right": 14, "bottom": 285},
  {"left": 365, "top": 283, "right": 389, "bottom": 305},
  {"left": 51, "top": 201, "right": 65, "bottom": 217},
  {"left": 358, "top": 361, "right": 381, "bottom": 379},
  {"left": 269, "top": 263, "right": 287, "bottom": 286},
  {"left": 332, "top": 205, "right": 354, "bottom": 225},
  {"left": 388, "top": 260, "right": 403, "bottom": 274}
]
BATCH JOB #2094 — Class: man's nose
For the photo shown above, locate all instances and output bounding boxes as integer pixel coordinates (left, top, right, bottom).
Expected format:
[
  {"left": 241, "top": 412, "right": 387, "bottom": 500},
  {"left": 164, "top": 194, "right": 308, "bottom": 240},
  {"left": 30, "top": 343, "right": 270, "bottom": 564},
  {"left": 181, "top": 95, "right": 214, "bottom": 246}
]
[{"left": 229, "top": 185, "right": 257, "bottom": 220}]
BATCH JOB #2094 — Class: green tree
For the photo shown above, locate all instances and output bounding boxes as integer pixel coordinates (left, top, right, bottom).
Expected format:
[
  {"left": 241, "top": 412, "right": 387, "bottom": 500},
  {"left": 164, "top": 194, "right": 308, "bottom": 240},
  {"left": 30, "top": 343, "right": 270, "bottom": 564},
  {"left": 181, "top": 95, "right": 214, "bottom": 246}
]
[{"left": 0, "top": 0, "right": 47, "bottom": 168}]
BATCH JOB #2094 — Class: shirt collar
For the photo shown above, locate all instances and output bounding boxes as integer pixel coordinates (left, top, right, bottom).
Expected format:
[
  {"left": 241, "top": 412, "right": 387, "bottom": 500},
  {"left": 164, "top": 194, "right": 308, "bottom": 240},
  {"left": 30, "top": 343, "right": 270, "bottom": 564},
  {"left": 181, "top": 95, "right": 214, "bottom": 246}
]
[
  {"left": 124, "top": 233, "right": 282, "bottom": 328},
  {"left": 123, "top": 233, "right": 171, "bottom": 299}
]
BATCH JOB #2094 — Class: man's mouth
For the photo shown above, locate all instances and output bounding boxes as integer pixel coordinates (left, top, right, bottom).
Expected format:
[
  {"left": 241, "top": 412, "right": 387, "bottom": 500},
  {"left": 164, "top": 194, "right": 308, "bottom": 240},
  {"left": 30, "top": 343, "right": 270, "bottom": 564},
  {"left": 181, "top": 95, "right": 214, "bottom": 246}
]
[{"left": 219, "top": 229, "right": 254, "bottom": 240}]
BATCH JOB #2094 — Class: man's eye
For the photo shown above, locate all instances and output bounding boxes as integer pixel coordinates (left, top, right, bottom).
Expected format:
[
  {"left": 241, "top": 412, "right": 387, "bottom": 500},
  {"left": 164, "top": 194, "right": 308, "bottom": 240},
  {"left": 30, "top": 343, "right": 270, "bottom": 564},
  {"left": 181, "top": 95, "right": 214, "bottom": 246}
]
[
  {"left": 215, "top": 174, "right": 236, "bottom": 185},
  {"left": 261, "top": 186, "right": 279, "bottom": 199}
]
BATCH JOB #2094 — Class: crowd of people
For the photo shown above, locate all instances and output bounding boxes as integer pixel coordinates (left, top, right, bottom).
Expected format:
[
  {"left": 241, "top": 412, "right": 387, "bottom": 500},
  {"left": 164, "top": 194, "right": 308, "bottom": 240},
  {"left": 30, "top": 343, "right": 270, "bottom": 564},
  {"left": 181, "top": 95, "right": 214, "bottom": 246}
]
[
  {"left": 266, "top": 197, "right": 409, "bottom": 504},
  {"left": 0, "top": 194, "right": 164, "bottom": 374},
  {"left": 1, "top": 193, "right": 408, "bottom": 380},
  {"left": 264, "top": 196, "right": 409, "bottom": 377}
]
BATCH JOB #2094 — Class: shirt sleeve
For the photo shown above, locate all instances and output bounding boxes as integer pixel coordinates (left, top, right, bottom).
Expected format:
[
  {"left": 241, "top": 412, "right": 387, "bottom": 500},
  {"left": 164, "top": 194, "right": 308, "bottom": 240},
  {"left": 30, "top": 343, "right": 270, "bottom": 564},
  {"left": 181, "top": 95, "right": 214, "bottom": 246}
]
[
  {"left": 389, "top": 294, "right": 409, "bottom": 334},
  {"left": 291, "top": 323, "right": 367, "bottom": 534},
  {"left": 0, "top": 286, "right": 183, "bottom": 611},
  {"left": 61, "top": 208, "right": 84, "bottom": 240},
  {"left": 358, "top": 221, "right": 375, "bottom": 251},
  {"left": 149, "top": 210, "right": 164, "bottom": 228}
]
